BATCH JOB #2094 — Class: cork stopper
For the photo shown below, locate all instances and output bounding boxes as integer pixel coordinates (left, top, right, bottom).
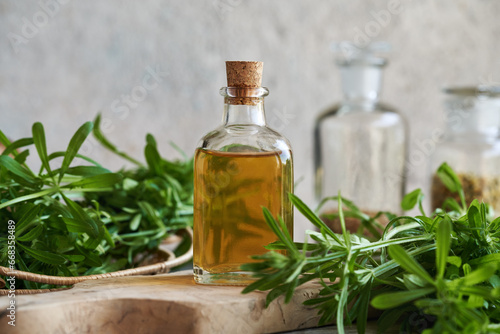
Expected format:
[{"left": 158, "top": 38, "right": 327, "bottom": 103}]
[{"left": 226, "top": 61, "right": 263, "bottom": 88}]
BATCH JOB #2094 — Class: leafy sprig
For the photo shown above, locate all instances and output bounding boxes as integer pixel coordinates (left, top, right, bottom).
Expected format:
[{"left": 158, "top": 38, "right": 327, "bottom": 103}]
[
  {"left": 0, "top": 116, "right": 193, "bottom": 289},
  {"left": 242, "top": 163, "right": 500, "bottom": 334}
]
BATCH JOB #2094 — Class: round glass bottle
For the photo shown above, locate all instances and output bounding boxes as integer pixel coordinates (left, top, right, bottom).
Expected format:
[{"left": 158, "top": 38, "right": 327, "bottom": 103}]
[
  {"left": 193, "top": 61, "right": 293, "bottom": 285},
  {"left": 431, "top": 86, "right": 500, "bottom": 212},
  {"left": 314, "top": 43, "right": 407, "bottom": 233}
]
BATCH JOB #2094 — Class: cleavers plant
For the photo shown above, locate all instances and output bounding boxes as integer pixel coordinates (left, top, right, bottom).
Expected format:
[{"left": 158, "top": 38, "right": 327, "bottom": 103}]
[
  {"left": 0, "top": 115, "right": 193, "bottom": 289},
  {"left": 242, "top": 163, "right": 500, "bottom": 334}
]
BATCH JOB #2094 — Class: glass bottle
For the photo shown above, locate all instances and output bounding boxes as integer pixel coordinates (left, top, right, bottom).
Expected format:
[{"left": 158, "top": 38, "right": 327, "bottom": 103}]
[
  {"left": 193, "top": 61, "right": 293, "bottom": 285},
  {"left": 431, "top": 86, "right": 500, "bottom": 212},
  {"left": 314, "top": 43, "right": 407, "bottom": 233}
]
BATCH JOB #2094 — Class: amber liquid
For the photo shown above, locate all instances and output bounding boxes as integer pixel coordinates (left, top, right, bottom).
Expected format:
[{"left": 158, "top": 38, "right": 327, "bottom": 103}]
[{"left": 193, "top": 148, "right": 293, "bottom": 285}]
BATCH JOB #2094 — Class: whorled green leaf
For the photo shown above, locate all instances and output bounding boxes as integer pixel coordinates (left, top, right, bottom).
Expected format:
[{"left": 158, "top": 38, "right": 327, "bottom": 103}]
[
  {"left": 0, "top": 128, "right": 12, "bottom": 148},
  {"left": 0, "top": 187, "right": 56, "bottom": 210},
  {"left": 59, "top": 122, "right": 93, "bottom": 183},
  {"left": 436, "top": 162, "right": 462, "bottom": 193},
  {"left": 47, "top": 151, "right": 102, "bottom": 167},
  {"left": 436, "top": 162, "right": 466, "bottom": 209},
  {"left": 0, "top": 155, "right": 39, "bottom": 185},
  {"left": 289, "top": 193, "right": 343, "bottom": 245},
  {"left": 469, "top": 254, "right": 500, "bottom": 266},
  {"left": 15, "top": 203, "right": 41, "bottom": 236},
  {"left": 466, "top": 294, "right": 485, "bottom": 308},
  {"left": 32, "top": 122, "right": 52, "bottom": 175},
  {"left": 447, "top": 256, "right": 462, "bottom": 268},
  {"left": 138, "top": 201, "right": 165, "bottom": 229},
  {"left": 146, "top": 133, "right": 157, "bottom": 147},
  {"left": 14, "top": 149, "right": 30, "bottom": 164},
  {"left": 129, "top": 213, "right": 142, "bottom": 231},
  {"left": 436, "top": 216, "right": 452, "bottom": 279},
  {"left": 104, "top": 227, "right": 115, "bottom": 248},
  {"left": 82, "top": 229, "right": 105, "bottom": 250},
  {"left": 441, "top": 198, "right": 463, "bottom": 212},
  {"left": 449, "top": 263, "right": 498, "bottom": 288},
  {"left": 16, "top": 224, "right": 43, "bottom": 242},
  {"left": 403, "top": 274, "right": 428, "bottom": 290},
  {"left": 489, "top": 275, "right": 500, "bottom": 288},
  {"left": 62, "top": 194, "right": 100, "bottom": 238},
  {"left": 64, "top": 166, "right": 112, "bottom": 176},
  {"left": 401, "top": 188, "right": 422, "bottom": 211},
  {"left": 75, "top": 244, "right": 103, "bottom": 267},
  {"left": 17, "top": 243, "right": 66, "bottom": 266},
  {"left": 61, "top": 217, "right": 96, "bottom": 235},
  {"left": 457, "top": 285, "right": 499, "bottom": 300},
  {"left": 63, "top": 173, "right": 123, "bottom": 189},
  {"left": 145, "top": 142, "right": 162, "bottom": 176},
  {"left": 467, "top": 204, "right": 482, "bottom": 239},
  {"left": 388, "top": 245, "right": 435, "bottom": 286},
  {"left": 490, "top": 217, "right": 500, "bottom": 231},
  {"left": 1, "top": 137, "right": 34, "bottom": 157},
  {"left": 262, "top": 207, "right": 296, "bottom": 255},
  {"left": 63, "top": 254, "right": 85, "bottom": 262},
  {"left": 371, "top": 287, "right": 436, "bottom": 309}
]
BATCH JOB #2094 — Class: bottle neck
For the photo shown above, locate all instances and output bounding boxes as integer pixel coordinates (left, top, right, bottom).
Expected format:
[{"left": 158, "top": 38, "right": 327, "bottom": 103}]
[
  {"left": 223, "top": 99, "right": 266, "bottom": 126},
  {"left": 445, "top": 96, "right": 500, "bottom": 143},
  {"left": 220, "top": 87, "right": 269, "bottom": 127},
  {"left": 339, "top": 63, "right": 384, "bottom": 107},
  {"left": 446, "top": 112, "right": 500, "bottom": 143}
]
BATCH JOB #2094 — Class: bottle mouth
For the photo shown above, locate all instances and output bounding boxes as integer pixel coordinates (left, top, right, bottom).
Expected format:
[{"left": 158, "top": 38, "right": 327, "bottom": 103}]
[
  {"left": 332, "top": 41, "right": 389, "bottom": 67},
  {"left": 444, "top": 86, "right": 500, "bottom": 98},
  {"left": 220, "top": 87, "right": 269, "bottom": 98},
  {"left": 336, "top": 57, "right": 387, "bottom": 67}
]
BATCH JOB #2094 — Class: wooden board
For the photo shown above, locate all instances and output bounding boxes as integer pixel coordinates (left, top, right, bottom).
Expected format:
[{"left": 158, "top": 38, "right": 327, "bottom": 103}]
[{"left": 0, "top": 271, "right": 328, "bottom": 334}]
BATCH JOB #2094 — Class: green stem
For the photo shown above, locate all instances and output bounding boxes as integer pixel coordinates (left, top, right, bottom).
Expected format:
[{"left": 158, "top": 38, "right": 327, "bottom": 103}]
[
  {"left": 0, "top": 187, "right": 57, "bottom": 209},
  {"left": 459, "top": 189, "right": 467, "bottom": 212},
  {"left": 118, "top": 229, "right": 166, "bottom": 239},
  {"left": 372, "top": 243, "right": 436, "bottom": 278},
  {"left": 59, "top": 187, "right": 115, "bottom": 192},
  {"left": 352, "top": 235, "right": 430, "bottom": 252},
  {"left": 419, "top": 200, "right": 426, "bottom": 217}
]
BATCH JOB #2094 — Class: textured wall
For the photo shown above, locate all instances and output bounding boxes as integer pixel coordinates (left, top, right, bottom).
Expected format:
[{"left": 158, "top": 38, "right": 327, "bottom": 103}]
[{"left": 2, "top": 0, "right": 500, "bottom": 239}]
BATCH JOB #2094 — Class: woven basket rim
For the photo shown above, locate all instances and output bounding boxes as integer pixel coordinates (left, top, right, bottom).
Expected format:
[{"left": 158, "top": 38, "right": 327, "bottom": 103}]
[{"left": 0, "top": 227, "right": 193, "bottom": 295}]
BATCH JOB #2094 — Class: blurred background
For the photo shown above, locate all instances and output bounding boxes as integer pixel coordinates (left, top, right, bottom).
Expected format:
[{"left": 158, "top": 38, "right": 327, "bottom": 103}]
[{"left": 1, "top": 0, "right": 500, "bottom": 239}]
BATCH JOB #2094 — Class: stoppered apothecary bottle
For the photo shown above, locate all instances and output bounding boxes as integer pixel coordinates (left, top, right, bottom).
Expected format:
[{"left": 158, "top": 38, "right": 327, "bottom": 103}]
[
  {"left": 314, "top": 43, "right": 407, "bottom": 232},
  {"left": 193, "top": 61, "right": 294, "bottom": 285},
  {"left": 431, "top": 86, "right": 500, "bottom": 212}
]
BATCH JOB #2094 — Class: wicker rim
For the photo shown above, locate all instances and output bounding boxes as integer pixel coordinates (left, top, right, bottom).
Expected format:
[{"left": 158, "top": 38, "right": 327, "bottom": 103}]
[{"left": 0, "top": 227, "right": 193, "bottom": 295}]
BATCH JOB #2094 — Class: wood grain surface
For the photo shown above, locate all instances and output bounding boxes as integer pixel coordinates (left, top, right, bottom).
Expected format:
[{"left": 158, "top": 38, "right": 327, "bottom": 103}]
[{"left": 0, "top": 270, "right": 330, "bottom": 334}]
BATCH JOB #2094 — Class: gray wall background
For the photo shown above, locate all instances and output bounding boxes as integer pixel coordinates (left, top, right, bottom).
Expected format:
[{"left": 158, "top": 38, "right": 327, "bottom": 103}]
[{"left": 2, "top": 0, "right": 500, "bottom": 239}]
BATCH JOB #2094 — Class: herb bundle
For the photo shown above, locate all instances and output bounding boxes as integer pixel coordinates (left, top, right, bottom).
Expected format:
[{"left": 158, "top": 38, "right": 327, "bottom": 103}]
[
  {"left": 242, "top": 163, "right": 500, "bottom": 334},
  {"left": 0, "top": 116, "right": 193, "bottom": 289}
]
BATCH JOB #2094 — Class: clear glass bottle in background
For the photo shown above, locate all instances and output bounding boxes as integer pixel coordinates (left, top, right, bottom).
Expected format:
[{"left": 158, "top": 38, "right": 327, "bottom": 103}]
[
  {"left": 314, "top": 42, "right": 407, "bottom": 233},
  {"left": 193, "top": 61, "right": 294, "bottom": 285},
  {"left": 431, "top": 86, "right": 500, "bottom": 212}
]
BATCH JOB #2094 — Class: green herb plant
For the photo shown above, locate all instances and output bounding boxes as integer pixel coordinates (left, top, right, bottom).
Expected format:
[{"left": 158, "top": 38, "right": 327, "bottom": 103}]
[
  {"left": 242, "top": 163, "right": 500, "bottom": 334},
  {"left": 0, "top": 115, "right": 193, "bottom": 289}
]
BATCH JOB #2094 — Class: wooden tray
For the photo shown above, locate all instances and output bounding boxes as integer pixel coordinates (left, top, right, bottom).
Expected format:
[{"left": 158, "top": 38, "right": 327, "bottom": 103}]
[{"left": 0, "top": 270, "right": 327, "bottom": 334}]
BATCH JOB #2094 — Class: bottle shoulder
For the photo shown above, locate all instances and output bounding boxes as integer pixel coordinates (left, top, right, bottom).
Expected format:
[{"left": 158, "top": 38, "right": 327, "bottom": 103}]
[
  {"left": 435, "top": 136, "right": 500, "bottom": 153},
  {"left": 198, "top": 124, "right": 293, "bottom": 154},
  {"left": 432, "top": 139, "right": 500, "bottom": 175},
  {"left": 317, "top": 101, "right": 400, "bottom": 119},
  {"left": 315, "top": 102, "right": 405, "bottom": 130}
]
